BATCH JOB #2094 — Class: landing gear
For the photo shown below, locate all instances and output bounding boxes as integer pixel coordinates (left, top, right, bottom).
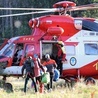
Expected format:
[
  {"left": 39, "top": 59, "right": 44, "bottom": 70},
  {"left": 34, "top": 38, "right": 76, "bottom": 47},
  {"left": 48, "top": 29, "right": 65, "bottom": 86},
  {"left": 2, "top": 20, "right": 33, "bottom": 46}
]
[
  {"left": 2, "top": 75, "right": 6, "bottom": 82},
  {"left": 3, "top": 82, "right": 13, "bottom": 92},
  {"left": 1, "top": 76, "right": 13, "bottom": 92},
  {"left": 84, "top": 77, "right": 96, "bottom": 85},
  {"left": 64, "top": 76, "right": 78, "bottom": 89}
]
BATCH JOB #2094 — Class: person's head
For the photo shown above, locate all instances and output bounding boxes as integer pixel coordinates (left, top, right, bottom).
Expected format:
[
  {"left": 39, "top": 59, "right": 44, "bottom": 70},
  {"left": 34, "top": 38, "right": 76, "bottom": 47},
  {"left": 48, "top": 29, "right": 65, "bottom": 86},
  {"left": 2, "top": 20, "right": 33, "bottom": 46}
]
[
  {"left": 45, "top": 54, "right": 50, "bottom": 60},
  {"left": 18, "top": 46, "right": 22, "bottom": 50},
  {"left": 25, "top": 56, "right": 32, "bottom": 64},
  {"left": 52, "top": 36, "right": 58, "bottom": 41},
  {"left": 25, "top": 53, "right": 32, "bottom": 59},
  {"left": 33, "top": 54, "right": 38, "bottom": 60}
]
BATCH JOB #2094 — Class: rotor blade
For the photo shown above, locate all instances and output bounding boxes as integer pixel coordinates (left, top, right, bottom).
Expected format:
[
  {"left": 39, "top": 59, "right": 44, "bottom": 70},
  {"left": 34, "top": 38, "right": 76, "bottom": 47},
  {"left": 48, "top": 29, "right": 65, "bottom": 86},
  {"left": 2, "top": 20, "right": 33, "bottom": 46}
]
[
  {"left": 66, "top": 3, "right": 98, "bottom": 11},
  {"left": 0, "top": 8, "right": 64, "bottom": 18},
  {"left": 0, "top": 7, "right": 55, "bottom": 11},
  {"left": 0, "top": 10, "right": 56, "bottom": 18}
]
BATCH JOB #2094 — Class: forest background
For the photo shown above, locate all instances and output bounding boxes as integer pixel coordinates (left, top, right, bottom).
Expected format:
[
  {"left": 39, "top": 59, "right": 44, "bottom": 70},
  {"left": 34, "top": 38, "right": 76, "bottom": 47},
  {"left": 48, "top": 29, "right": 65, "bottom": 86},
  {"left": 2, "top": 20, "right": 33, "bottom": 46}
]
[{"left": 0, "top": 0, "right": 98, "bottom": 43}]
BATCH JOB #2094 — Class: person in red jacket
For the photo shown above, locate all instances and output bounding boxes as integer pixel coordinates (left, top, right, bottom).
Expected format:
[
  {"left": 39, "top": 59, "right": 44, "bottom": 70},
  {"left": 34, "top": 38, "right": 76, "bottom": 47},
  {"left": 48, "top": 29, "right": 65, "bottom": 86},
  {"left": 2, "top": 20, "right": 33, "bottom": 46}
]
[
  {"left": 22, "top": 54, "right": 45, "bottom": 93},
  {"left": 43, "top": 54, "right": 57, "bottom": 91},
  {"left": 56, "top": 41, "right": 67, "bottom": 75},
  {"left": 33, "top": 54, "right": 45, "bottom": 93}
]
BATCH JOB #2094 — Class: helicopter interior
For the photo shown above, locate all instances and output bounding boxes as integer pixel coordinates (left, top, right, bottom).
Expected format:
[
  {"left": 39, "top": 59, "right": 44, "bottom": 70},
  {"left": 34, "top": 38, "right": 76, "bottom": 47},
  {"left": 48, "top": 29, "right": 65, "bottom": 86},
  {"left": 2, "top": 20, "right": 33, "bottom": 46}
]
[{"left": 12, "top": 44, "right": 24, "bottom": 65}]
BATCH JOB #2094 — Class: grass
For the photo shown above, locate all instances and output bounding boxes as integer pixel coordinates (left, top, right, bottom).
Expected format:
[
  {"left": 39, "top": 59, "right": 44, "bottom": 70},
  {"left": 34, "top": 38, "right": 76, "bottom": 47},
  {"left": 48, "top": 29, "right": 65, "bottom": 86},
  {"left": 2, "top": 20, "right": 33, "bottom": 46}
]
[{"left": 0, "top": 77, "right": 98, "bottom": 98}]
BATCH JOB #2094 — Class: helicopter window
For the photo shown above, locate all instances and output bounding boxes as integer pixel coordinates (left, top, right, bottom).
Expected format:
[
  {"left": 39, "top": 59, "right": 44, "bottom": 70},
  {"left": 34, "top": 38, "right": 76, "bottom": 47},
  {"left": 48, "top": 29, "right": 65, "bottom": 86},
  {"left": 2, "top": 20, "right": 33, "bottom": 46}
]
[
  {"left": 25, "top": 44, "right": 34, "bottom": 55},
  {"left": 3, "top": 43, "right": 15, "bottom": 57},
  {"left": 42, "top": 43, "right": 52, "bottom": 56},
  {"left": 84, "top": 43, "right": 98, "bottom": 55},
  {"left": 82, "top": 20, "right": 98, "bottom": 32},
  {"left": 82, "top": 27, "right": 91, "bottom": 31},
  {"left": 96, "top": 33, "right": 98, "bottom": 36},
  {"left": 66, "top": 45, "right": 75, "bottom": 55}
]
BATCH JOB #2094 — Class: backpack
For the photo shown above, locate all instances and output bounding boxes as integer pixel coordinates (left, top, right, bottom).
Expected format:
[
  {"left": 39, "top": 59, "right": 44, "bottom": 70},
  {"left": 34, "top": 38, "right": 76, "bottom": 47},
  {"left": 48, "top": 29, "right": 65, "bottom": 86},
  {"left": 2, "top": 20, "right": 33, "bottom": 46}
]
[
  {"left": 25, "top": 58, "right": 35, "bottom": 68},
  {"left": 53, "top": 69, "right": 60, "bottom": 81}
]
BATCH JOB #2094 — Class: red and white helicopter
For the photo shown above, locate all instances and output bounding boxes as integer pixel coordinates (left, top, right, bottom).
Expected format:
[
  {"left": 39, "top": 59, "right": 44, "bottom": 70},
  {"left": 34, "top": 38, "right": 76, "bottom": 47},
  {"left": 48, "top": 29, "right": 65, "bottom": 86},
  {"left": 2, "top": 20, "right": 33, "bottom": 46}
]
[{"left": 0, "top": 1, "right": 98, "bottom": 84}]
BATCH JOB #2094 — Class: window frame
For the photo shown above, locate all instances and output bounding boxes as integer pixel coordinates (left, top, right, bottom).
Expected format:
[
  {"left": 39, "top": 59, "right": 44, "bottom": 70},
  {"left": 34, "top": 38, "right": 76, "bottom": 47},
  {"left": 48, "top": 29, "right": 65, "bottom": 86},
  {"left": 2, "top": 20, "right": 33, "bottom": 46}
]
[{"left": 84, "top": 43, "right": 98, "bottom": 55}]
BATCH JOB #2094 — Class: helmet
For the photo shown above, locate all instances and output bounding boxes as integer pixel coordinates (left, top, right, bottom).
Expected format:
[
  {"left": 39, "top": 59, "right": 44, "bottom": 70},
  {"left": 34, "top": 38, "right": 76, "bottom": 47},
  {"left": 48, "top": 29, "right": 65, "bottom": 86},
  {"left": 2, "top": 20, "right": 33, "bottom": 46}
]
[
  {"left": 25, "top": 52, "right": 33, "bottom": 59},
  {"left": 26, "top": 55, "right": 32, "bottom": 59},
  {"left": 45, "top": 54, "right": 50, "bottom": 60},
  {"left": 52, "top": 36, "right": 58, "bottom": 40},
  {"left": 58, "top": 41, "right": 64, "bottom": 46}
]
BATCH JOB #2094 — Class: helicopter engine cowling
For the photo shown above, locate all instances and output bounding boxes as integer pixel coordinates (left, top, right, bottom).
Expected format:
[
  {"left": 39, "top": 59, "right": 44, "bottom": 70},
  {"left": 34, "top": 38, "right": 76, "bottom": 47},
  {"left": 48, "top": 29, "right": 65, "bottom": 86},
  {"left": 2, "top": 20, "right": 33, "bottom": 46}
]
[
  {"left": 29, "top": 15, "right": 78, "bottom": 36},
  {"left": 47, "top": 27, "right": 64, "bottom": 36}
]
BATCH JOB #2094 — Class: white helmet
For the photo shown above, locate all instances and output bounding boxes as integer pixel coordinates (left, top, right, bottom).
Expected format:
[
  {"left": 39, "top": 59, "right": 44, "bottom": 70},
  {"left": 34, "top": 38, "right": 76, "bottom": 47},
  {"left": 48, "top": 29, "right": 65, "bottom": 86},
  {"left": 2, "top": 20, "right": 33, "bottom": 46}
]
[{"left": 45, "top": 54, "right": 50, "bottom": 60}]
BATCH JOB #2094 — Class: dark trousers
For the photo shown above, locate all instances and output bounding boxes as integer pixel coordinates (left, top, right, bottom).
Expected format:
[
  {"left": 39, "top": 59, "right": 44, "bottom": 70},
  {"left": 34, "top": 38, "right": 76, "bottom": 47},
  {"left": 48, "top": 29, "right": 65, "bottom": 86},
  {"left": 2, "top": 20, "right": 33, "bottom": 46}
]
[
  {"left": 24, "top": 73, "right": 37, "bottom": 93},
  {"left": 47, "top": 72, "right": 53, "bottom": 90},
  {"left": 57, "top": 59, "right": 63, "bottom": 75}
]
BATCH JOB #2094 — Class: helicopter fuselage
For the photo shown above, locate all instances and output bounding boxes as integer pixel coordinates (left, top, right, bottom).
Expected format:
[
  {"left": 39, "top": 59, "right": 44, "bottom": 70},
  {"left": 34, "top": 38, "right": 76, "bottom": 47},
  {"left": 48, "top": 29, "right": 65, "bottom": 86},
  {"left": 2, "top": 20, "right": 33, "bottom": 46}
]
[{"left": 0, "top": 15, "right": 98, "bottom": 80}]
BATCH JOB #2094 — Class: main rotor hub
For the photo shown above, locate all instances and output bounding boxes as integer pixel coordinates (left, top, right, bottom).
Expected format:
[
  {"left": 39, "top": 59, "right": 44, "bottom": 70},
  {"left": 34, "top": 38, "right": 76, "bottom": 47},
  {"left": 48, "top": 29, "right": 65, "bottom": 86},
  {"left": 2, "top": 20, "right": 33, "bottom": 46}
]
[{"left": 53, "top": 1, "right": 76, "bottom": 8}]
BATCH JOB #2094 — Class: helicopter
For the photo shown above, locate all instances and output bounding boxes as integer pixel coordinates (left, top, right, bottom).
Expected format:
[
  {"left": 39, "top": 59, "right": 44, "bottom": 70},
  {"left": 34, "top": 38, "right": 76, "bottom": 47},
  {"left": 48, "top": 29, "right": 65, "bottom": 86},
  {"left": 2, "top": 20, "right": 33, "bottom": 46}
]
[{"left": 0, "top": 1, "right": 98, "bottom": 85}]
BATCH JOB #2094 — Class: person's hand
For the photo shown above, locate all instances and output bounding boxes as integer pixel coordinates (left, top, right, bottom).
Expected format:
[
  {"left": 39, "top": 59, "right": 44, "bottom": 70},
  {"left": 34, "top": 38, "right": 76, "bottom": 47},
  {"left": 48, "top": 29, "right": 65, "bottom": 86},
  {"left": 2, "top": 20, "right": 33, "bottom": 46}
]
[
  {"left": 44, "top": 70, "right": 46, "bottom": 73},
  {"left": 22, "top": 75, "right": 26, "bottom": 78}
]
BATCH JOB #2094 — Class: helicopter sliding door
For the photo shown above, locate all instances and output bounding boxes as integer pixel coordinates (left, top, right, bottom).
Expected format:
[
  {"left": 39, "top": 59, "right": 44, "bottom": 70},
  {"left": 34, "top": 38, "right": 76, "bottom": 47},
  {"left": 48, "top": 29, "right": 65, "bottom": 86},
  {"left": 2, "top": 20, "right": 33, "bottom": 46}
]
[
  {"left": 41, "top": 41, "right": 53, "bottom": 58},
  {"left": 40, "top": 40, "right": 64, "bottom": 62},
  {"left": 40, "top": 41, "right": 58, "bottom": 59}
]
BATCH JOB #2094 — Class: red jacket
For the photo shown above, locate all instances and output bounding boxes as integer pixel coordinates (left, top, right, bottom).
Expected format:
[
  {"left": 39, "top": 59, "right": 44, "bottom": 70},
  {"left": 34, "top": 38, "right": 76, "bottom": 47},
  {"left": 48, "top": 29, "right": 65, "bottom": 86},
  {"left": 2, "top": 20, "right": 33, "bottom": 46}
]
[
  {"left": 43, "top": 59, "right": 57, "bottom": 72},
  {"left": 57, "top": 45, "right": 66, "bottom": 61}
]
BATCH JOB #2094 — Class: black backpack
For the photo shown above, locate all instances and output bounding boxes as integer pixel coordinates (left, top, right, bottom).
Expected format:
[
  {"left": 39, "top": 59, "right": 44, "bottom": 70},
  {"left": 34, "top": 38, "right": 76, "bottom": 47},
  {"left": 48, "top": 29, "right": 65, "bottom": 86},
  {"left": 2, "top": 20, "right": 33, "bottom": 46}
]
[
  {"left": 25, "top": 59, "right": 31, "bottom": 65},
  {"left": 25, "top": 58, "right": 35, "bottom": 68}
]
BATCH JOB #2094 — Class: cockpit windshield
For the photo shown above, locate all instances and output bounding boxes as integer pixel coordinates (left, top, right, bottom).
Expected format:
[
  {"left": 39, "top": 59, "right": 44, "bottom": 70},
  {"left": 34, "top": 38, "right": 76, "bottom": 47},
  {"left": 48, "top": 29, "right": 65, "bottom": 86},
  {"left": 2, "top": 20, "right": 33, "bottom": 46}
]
[
  {"left": 82, "top": 20, "right": 98, "bottom": 32},
  {"left": 3, "top": 43, "right": 15, "bottom": 57},
  {"left": 0, "top": 42, "right": 11, "bottom": 55},
  {"left": 74, "top": 19, "right": 98, "bottom": 32}
]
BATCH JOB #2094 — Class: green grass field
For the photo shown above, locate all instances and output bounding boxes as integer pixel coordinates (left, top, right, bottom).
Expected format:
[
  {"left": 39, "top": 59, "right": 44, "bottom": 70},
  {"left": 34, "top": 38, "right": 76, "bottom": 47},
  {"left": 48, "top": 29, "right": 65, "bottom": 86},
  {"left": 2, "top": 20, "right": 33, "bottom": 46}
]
[{"left": 0, "top": 77, "right": 98, "bottom": 98}]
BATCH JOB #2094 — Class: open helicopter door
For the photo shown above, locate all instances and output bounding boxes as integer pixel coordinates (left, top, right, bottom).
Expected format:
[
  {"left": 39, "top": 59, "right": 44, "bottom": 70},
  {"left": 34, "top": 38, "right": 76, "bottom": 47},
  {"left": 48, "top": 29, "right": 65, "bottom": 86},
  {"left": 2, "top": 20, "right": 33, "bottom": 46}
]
[
  {"left": 40, "top": 40, "right": 66, "bottom": 65},
  {"left": 40, "top": 40, "right": 58, "bottom": 59},
  {"left": 40, "top": 40, "right": 79, "bottom": 76}
]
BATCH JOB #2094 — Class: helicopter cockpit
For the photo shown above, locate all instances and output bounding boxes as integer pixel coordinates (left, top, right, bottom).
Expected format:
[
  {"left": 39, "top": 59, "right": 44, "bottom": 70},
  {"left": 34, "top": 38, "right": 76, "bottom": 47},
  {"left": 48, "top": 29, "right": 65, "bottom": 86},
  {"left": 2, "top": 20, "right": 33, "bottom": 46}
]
[
  {"left": 0, "top": 42, "right": 11, "bottom": 55},
  {"left": 3, "top": 43, "right": 15, "bottom": 57}
]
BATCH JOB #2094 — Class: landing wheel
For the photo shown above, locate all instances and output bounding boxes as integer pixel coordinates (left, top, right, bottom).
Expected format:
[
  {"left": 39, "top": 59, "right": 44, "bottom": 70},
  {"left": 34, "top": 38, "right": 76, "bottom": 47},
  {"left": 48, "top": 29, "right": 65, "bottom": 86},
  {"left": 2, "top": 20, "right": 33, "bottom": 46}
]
[
  {"left": 3, "top": 82, "right": 13, "bottom": 92},
  {"left": 64, "top": 76, "right": 77, "bottom": 89},
  {"left": 1, "top": 76, "right": 13, "bottom": 92},
  {"left": 84, "top": 77, "right": 96, "bottom": 85}
]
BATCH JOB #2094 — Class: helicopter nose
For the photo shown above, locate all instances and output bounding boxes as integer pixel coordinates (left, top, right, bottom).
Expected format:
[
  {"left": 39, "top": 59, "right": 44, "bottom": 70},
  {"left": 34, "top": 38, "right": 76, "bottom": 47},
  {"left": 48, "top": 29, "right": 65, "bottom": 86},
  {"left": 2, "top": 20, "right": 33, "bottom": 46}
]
[{"left": 29, "top": 18, "right": 39, "bottom": 28}]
